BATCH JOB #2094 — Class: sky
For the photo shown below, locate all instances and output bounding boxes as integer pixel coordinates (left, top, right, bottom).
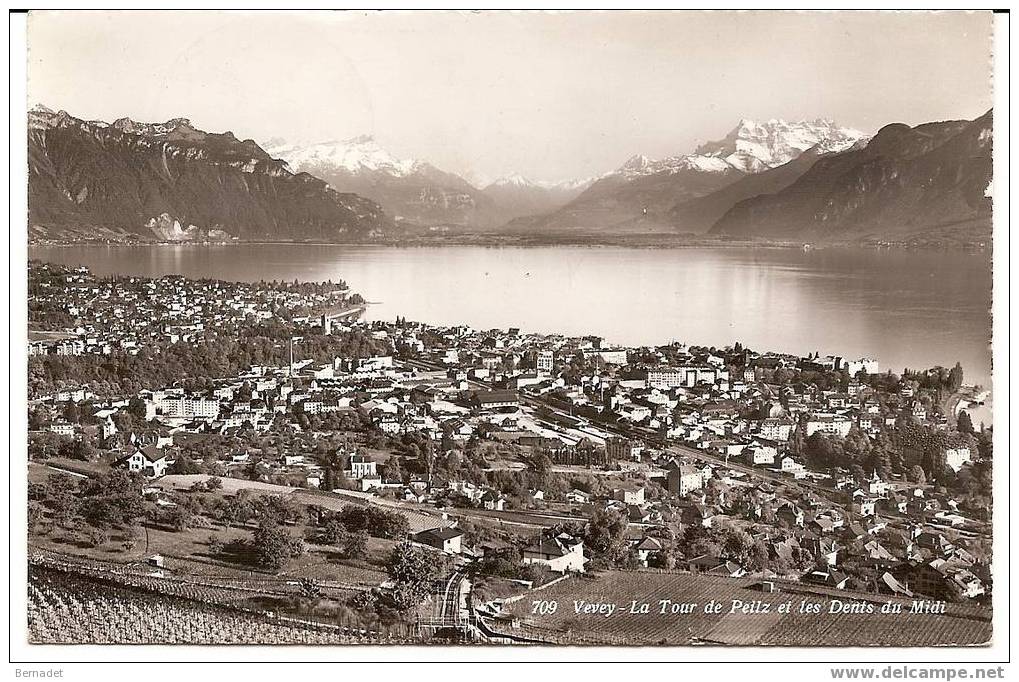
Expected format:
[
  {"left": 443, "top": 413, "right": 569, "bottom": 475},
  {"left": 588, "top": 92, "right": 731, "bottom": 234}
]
[{"left": 27, "top": 10, "right": 994, "bottom": 184}]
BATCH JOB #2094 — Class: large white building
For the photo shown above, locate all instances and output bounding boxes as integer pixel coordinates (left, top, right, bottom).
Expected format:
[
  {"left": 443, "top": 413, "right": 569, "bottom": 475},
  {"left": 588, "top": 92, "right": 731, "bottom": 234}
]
[
  {"left": 806, "top": 414, "right": 854, "bottom": 438},
  {"left": 844, "top": 358, "right": 880, "bottom": 376},
  {"left": 643, "top": 365, "right": 721, "bottom": 389},
  {"left": 160, "top": 396, "right": 220, "bottom": 419},
  {"left": 760, "top": 417, "right": 795, "bottom": 441}
]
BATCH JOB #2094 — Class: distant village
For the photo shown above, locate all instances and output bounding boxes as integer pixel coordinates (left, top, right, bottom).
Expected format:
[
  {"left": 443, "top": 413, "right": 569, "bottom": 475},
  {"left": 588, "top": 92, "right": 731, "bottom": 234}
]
[{"left": 27, "top": 262, "right": 993, "bottom": 628}]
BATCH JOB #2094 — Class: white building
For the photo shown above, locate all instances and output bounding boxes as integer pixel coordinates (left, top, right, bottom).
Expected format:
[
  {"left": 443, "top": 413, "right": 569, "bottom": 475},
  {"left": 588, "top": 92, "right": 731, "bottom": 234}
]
[
  {"left": 522, "top": 533, "right": 588, "bottom": 573},
  {"left": 536, "top": 350, "right": 555, "bottom": 374},
  {"left": 806, "top": 414, "right": 853, "bottom": 438},
  {"left": 160, "top": 396, "right": 220, "bottom": 419},
  {"left": 945, "top": 447, "right": 972, "bottom": 472}
]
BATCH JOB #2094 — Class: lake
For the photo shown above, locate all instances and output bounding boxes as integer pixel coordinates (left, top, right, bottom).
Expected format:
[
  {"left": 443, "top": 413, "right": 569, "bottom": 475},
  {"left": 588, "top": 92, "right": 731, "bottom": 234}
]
[{"left": 29, "top": 243, "right": 993, "bottom": 424}]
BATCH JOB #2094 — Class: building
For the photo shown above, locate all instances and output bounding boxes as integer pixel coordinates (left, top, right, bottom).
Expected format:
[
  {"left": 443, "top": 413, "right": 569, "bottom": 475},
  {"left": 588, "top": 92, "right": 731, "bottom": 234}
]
[
  {"left": 643, "top": 365, "right": 719, "bottom": 389},
  {"left": 612, "top": 487, "right": 645, "bottom": 505},
  {"left": 634, "top": 536, "right": 664, "bottom": 567},
  {"left": 844, "top": 358, "right": 880, "bottom": 376},
  {"left": 522, "top": 532, "right": 588, "bottom": 573},
  {"left": 412, "top": 527, "right": 464, "bottom": 554},
  {"left": 667, "top": 465, "right": 704, "bottom": 496},
  {"left": 472, "top": 389, "right": 520, "bottom": 410},
  {"left": 745, "top": 445, "right": 777, "bottom": 466},
  {"left": 850, "top": 494, "right": 878, "bottom": 517},
  {"left": 160, "top": 396, "right": 220, "bottom": 419},
  {"left": 49, "top": 421, "right": 75, "bottom": 437},
  {"left": 945, "top": 447, "right": 972, "bottom": 472},
  {"left": 760, "top": 418, "right": 795, "bottom": 441},
  {"left": 806, "top": 414, "right": 853, "bottom": 438},
  {"left": 605, "top": 436, "right": 642, "bottom": 461},
  {"left": 345, "top": 453, "right": 377, "bottom": 479},
  {"left": 536, "top": 350, "right": 554, "bottom": 374},
  {"left": 115, "top": 445, "right": 173, "bottom": 478}
]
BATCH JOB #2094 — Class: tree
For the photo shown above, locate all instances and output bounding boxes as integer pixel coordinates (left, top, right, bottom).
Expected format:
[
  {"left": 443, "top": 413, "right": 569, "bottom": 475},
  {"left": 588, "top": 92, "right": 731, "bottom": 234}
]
[
  {"left": 909, "top": 465, "right": 927, "bottom": 486},
  {"left": 381, "top": 455, "right": 404, "bottom": 484},
  {"left": 719, "top": 527, "right": 755, "bottom": 566},
  {"left": 386, "top": 541, "right": 443, "bottom": 610},
  {"left": 344, "top": 530, "right": 369, "bottom": 560},
  {"left": 948, "top": 363, "right": 964, "bottom": 392},
  {"left": 169, "top": 456, "right": 203, "bottom": 475},
  {"left": 957, "top": 411, "right": 974, "bottom": 435},
  {"left": 319, "top": 519, "right": 348, "bottom": 546},
  {"left": 207, "top": 535, "right": 224, "bottom": 555},
  {"left": 62, "top": 401, "right": 81, "bottom": 424},
  {"left": 127, "top": 397, "right": 149, "bottom": 421},
  {"left": 584, "top": 508, "right": 629, "bottom": 563},
  {"left": 58, "top": 437, "right": 96, "bottom": 461},
  {"left": 252, "top": 519, "right": 304, "bottom": 571},
  {"left": 687, "top": 537, "right": 721, "bottom": 559},
  {"left": 28, "top": 406, "right": 51, "bottom": 430},
  {"left": 78, "top": 470, "right": 144, "bottom": 528},
  {"left": 44, "top": 472, "right": 80, "bottom": 523}
]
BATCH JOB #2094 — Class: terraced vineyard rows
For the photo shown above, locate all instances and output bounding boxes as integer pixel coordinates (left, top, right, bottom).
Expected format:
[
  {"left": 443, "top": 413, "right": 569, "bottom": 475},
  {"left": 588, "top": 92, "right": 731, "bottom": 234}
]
[{"left": 27, "top": 565, "right": 414, "bottom": 645}]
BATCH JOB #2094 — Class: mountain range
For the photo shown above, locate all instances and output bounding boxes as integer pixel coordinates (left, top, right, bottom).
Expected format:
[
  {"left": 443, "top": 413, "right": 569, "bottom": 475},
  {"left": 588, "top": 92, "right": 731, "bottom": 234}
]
[
  {"left": 263, "top": 136, "right": 591, "bottom": 229},
  {"left": 26, "top": 107, "right": 993, "bottom": 244},
  {"left": 28, "top": 106, "right": 390, "bottom": 242},
  {"left": 507, "top": 119, "right": 868, "bottom": 235},
  {"left": 709, "top": 111, "right": 993, "bottom": 240}
]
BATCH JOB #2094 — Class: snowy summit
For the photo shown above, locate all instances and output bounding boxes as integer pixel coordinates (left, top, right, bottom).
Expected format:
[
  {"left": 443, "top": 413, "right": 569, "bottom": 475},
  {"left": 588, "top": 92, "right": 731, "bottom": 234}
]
[
  {"left": 264, "top": 135, "right": 424, "bottom": 177},
  {"left": 613, "top": 118, "right": 867, "bottom": 178}
]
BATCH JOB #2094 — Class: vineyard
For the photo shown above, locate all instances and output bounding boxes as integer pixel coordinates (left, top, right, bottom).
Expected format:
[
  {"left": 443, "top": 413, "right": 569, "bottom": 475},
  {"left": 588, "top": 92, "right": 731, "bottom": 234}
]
[
  {"left": 27, "top": 559, "right": 416, "bottom": 645},
  {"left": 503, "top": 571, "right": 993, "bottom": 647}
]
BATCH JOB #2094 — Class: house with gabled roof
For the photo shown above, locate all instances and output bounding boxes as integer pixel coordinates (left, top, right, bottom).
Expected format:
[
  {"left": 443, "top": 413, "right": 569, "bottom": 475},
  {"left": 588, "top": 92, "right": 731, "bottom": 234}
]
[
  {"left": 522, "top": 531, "right": 588, "bottom": 573},
  {"left": 412, "top": 526, "right": 464, "bottom": 554},
  {"left": 115, "top": 444, "right": 174, "bottom": 478}
]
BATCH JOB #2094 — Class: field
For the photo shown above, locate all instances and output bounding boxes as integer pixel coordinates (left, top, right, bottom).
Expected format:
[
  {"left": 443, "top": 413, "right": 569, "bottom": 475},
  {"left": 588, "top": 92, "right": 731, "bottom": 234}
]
[
  {"left": 502, "top": 571, "right": 993, "bottom": 647},
  {"left": 160, "top": 473, "right": 451, "bottom": 534},
  {"left": 28, "top": 566, "right": 412, "bottom": 644}
]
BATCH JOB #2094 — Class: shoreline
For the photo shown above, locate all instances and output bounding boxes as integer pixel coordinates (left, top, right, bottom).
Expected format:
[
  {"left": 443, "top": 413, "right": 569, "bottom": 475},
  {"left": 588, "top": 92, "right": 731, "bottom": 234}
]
[{"left": 26, "top": 237, "right": 993, "bottom": 254}]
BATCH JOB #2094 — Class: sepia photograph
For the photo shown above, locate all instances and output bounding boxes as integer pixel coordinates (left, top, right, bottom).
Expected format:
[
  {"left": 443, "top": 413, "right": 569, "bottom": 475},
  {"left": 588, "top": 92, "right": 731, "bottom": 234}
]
[{"left": 7, "top": 6, "right": 1010, "bottom": 672}]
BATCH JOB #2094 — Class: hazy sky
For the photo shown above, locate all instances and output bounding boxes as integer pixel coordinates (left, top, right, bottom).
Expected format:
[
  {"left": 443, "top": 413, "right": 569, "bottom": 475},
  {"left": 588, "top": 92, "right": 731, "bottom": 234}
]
[{"left": 27, "top": 10, "right": 993, "bottom": 183}]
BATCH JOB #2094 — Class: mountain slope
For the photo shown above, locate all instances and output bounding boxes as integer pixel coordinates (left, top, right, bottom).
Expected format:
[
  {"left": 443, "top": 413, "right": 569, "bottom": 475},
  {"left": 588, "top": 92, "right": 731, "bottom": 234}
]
[
  {"left": 709, "top": 111, "right": 992, "bottom": 240},
  {"left": 668, "top": 146, "right": 846, "bottom": 233},
  {"left": 28, "top": 107, "right": 390, "bottom": 242},
  {"left": 265, "top": 136, "right": 507, "bottom": 229},
  {"left": 512, "top": 119, "right": 864, "bottom": 234}
]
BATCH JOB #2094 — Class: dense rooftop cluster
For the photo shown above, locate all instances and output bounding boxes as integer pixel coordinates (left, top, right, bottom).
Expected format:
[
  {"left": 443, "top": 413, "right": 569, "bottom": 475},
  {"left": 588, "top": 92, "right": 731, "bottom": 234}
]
[{"left": 26, "top": 266, "right": 993, "bottom": 642}]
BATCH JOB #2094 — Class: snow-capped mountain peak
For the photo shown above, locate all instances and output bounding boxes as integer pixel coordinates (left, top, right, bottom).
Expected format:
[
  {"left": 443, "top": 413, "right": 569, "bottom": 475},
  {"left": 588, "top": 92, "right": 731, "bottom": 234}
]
[
  {"left": 695, "top": 118, "right": 866, "bottom": 172},
  {"left": 488, "top": 172, "right": 536, "bottom": 188},
  {"left": 485, "top": 173, "right": 595, "bottom": 193},
  {"left": 612, "top": 118, "right": 867, "bottom": 179},
  {"left": 264, "top": 135, "right": 423, "bottom": 177}
]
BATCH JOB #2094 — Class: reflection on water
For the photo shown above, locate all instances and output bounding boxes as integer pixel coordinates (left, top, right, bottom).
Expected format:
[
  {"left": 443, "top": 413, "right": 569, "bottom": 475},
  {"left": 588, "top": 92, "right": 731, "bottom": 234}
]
[{"left": 29, "top": 243, "right": 993, "bottom": 397}]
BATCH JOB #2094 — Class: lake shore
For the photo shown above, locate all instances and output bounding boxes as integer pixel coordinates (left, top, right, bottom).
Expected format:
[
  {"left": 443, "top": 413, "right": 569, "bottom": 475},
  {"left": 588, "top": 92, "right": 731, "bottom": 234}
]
[{"left": 27, "top": 232, "right": 992, "bottom": 253}]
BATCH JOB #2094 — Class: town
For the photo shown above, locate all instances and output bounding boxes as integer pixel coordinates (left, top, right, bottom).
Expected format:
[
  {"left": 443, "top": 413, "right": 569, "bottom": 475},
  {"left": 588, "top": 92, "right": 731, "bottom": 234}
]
[{"left": 26, "top": 261, "right": 993, "bottom": 646}]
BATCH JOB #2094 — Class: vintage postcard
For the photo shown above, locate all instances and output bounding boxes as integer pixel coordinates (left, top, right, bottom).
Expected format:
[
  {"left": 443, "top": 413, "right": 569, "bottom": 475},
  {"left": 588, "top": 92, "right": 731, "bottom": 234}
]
[{"left": 10, "top": 7, "right": 1007, "bottom": 671}]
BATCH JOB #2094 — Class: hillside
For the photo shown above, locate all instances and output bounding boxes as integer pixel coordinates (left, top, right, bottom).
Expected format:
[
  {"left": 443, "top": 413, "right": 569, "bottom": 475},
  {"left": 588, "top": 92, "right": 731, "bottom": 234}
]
[
  {"left": 512, "top": 119, "right": 864, "bottom": 235},
  {"left": 668, "top": 147, "right": 841, "bottom": 234},
  {"left": 28, "top": 107, "right": 391, "bottom": 242},
  {"left": 710, "top": 111, "right": 993, "bottom": 241}
]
